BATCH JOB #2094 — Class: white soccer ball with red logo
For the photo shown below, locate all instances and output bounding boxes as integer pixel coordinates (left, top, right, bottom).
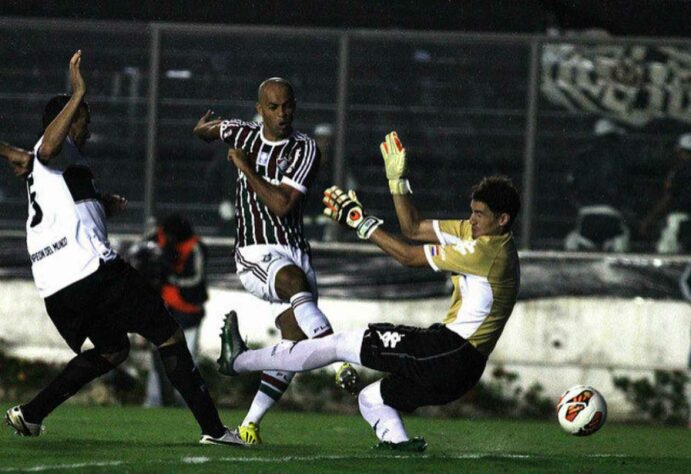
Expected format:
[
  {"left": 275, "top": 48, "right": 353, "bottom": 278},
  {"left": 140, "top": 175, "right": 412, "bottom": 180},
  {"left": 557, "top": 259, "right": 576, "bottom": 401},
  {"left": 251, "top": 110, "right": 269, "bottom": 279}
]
[{"left": 556, "top": 385, "right": 607, "bottom": 436}]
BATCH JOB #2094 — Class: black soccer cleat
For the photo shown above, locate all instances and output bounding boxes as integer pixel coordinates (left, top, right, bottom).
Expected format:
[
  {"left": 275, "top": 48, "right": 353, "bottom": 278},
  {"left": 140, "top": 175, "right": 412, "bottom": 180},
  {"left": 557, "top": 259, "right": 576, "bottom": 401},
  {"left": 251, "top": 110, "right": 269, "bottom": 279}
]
[
  {"left": 217, "top": 310, "right": 247, "bottom": 376},
  {"left": 335, "top": 362, "right": 363, "bottom": 396},
  {"left": 373, "top": 436, "right": 428, "bottom": 452}
]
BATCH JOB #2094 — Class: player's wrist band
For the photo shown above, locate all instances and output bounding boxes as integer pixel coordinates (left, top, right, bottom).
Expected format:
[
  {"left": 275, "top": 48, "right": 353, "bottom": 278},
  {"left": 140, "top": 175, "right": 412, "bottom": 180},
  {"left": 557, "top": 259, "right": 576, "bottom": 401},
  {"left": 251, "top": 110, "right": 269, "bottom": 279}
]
[
  {"left": 388, "top": 179, "right": 412, "bottom": 195},
  {"left": 356, "top": 216, "right": 383, "bottom": 240}
]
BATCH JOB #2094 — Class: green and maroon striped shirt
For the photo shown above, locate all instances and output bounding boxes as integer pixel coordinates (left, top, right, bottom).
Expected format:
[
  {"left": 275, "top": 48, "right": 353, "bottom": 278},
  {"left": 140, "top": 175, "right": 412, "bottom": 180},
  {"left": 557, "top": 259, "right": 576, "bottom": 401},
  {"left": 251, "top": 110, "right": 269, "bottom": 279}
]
[{"left": 220, "top": 119, "right": 320, "bottom": 252}]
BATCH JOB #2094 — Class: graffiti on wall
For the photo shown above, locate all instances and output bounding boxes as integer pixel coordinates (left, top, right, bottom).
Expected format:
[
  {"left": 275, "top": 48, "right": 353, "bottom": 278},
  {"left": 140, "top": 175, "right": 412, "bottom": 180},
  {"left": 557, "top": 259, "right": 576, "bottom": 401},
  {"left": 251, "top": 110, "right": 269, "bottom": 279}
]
[{"left": 542, "top": 37, "right": 691, "bottom": 126}]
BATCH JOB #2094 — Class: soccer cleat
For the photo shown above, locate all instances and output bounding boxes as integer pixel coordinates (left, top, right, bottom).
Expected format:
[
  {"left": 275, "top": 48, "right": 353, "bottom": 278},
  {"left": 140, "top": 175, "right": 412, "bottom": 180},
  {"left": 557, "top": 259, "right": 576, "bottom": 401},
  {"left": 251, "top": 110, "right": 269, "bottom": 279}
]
[
  {"left": 199, "top": 427, "right": 247, "bottom": 446},
  {"left": 217, "top": 310, "right": 247, "bottom": 376},
  {"left": 238, "top": 422, "right": 262, "bottom": 445},
  {"left": 5, "top": 406, "right": 43, "bottom": 437},
  {"left": 335, "top": 362, "right": 362, "bottom": 396},
  {"left": 373, "top": 437, "right": 428, "bottom": 452}
]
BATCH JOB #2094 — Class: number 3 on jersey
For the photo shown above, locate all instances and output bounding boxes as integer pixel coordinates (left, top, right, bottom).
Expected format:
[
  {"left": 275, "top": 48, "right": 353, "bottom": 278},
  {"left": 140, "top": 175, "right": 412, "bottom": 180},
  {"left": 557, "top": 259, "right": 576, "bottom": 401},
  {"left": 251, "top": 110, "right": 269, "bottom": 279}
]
[{"left": 26, "top": 173, "right": 43, "bottom": 227}]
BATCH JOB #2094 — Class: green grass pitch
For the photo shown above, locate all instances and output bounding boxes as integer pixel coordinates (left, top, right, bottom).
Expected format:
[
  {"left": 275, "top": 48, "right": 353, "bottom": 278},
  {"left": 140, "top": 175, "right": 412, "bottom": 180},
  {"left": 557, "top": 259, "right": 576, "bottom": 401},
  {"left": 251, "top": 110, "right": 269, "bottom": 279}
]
[{"left": 2, "top": 406, "right": 689, "bottom": 473}]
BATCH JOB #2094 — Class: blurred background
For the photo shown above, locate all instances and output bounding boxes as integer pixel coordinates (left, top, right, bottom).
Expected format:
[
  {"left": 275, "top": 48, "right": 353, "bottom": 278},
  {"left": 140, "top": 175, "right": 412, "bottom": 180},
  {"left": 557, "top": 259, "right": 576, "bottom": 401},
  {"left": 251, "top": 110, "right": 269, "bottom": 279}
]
[{"left": 0, "top": 1, "right": 689, "bottom": 424}]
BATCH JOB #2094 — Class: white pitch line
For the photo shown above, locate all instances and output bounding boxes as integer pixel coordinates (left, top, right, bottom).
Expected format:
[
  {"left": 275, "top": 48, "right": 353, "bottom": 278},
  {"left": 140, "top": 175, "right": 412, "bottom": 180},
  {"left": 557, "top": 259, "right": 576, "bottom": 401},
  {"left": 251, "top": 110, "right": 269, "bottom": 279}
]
[
  {"left": 1, "top": 452, "right": 634, "bottom": 472},
  {"left": 0, "top": 461, "right": 124, "bottom": 472}
]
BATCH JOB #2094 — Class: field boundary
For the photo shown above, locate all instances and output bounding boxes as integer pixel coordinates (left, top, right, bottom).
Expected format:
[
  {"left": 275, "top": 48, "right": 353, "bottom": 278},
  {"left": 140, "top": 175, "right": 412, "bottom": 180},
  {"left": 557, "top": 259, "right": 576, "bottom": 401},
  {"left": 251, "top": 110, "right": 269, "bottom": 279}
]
[{"left": 0, "top": 452, "right": 634, "bottom": 472}]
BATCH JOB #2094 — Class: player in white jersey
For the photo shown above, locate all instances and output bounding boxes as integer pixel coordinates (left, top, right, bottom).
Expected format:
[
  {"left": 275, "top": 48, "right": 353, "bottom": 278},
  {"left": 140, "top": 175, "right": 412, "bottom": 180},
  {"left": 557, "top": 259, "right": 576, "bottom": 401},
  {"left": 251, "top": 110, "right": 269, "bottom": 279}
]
[
  {"left": 217, "top": 132, "right": 521, "bottom": 451},
  {"left": 193, "top": 77, "right": 358, "bottom": 444},
  {"left": 2, "top": 50, "right": 242, "bottom": 446}
]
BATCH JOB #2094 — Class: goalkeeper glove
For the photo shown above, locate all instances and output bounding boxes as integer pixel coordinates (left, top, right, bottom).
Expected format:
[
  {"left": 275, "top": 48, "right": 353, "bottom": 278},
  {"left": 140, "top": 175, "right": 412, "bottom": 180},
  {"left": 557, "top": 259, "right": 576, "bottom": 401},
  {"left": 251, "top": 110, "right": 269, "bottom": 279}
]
[
  {"left": 323, "top": 186, "right": 383, "bottom": 240},
  {"left": 379, "top": 131, "right": 412, "bottom": 195}
]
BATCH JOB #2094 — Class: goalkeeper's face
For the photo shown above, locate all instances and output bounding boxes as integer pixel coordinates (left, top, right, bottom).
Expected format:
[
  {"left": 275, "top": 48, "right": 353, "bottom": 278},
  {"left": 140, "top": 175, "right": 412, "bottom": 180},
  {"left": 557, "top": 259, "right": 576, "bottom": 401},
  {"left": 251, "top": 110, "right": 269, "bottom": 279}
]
[
  {"left": 257, "top": 82, "right": 296, "bottom": 141},
  {"left": 469, "top": 199, "right": 507, "bottom": 238}
]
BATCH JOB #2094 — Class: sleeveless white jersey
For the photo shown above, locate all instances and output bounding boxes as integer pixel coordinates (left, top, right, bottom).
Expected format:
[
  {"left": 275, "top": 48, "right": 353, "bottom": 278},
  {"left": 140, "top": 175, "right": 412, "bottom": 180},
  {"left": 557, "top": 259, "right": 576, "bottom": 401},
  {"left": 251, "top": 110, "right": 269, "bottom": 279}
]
[{"left": 26, "top": 136, "right": 117, "bottom": 297}]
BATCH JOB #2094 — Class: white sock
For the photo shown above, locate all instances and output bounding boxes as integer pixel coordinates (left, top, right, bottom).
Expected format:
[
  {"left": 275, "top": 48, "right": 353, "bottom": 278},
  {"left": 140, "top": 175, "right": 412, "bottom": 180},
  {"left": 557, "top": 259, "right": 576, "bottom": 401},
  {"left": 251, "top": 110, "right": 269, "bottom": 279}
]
[
  {"left": 358, "top": 380, "right": 408, "bottom": 443},
  {"left": 242, "top": 370, "right": 294, "bottom": 426},
  {"left": 290, "top": 292, "right": 332, "bottom": 338},
  {"left": 234, "top": 331, "right": 364, "bottom": 373}
]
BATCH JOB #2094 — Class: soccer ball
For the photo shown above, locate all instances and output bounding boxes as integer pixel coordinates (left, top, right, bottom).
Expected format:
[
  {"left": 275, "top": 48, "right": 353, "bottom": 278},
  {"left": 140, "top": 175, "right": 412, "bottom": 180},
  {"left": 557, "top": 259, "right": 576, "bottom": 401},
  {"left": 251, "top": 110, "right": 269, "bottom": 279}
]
[{"left": 556, "top": 385, "right": 607, "bottom": 436}]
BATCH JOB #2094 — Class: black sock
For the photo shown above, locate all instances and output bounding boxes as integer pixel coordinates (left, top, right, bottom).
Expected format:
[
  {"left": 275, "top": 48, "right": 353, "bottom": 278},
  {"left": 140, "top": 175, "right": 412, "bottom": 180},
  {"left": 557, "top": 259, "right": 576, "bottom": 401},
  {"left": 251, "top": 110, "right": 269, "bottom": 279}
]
[
  {"left": 157, "top": 342, "right": 224, "bottom": 437},
  {"left": 22, "top": 349, "right": 114, "bottom": 423}
]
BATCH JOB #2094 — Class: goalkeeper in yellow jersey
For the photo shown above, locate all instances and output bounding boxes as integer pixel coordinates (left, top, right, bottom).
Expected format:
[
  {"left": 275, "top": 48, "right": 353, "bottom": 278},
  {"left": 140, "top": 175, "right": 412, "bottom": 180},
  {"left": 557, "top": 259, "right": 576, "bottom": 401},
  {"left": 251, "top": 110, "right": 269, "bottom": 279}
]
[{"left": 218, "top": 131, "right": 521, "bottom": 451}]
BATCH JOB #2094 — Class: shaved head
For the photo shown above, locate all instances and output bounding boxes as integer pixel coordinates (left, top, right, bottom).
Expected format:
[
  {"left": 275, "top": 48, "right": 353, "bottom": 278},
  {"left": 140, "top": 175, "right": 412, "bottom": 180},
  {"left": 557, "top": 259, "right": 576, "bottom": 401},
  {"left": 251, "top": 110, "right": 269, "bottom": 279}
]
[
  {"left": 255, "top": 77, "right": 296, "bottom": 141},
  {"left": 258, "top": 77, "right": 294, "bottom": 101}
]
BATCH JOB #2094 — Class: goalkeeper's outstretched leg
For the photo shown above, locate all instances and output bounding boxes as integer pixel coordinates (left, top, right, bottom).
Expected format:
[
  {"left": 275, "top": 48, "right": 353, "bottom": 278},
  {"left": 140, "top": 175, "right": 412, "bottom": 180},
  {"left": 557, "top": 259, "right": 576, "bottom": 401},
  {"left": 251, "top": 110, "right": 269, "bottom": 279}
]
[{"left": 220, "top": 313, "right": 431, "bottom": 451}]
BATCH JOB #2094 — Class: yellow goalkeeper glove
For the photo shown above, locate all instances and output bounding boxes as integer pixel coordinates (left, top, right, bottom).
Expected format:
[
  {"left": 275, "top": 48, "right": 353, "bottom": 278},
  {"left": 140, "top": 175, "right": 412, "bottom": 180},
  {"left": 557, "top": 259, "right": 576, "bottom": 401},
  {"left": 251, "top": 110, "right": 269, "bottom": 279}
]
[
  {"left": 379, "top": 131, "right": 412, "bottom": 195},
  {"left": 323, "top": 186, "right": 383, "bottom": 240}
]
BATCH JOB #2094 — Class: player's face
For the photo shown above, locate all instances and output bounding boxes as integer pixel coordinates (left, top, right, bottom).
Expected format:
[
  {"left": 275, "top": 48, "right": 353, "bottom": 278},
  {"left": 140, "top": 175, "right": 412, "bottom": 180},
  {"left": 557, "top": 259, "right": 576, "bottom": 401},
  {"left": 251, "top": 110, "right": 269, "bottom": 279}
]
[
  {"left": 257, "top": 83, "right": 295, "bottom": 141},
  {"left": 469, "top": 199, "right": 505, "bottom": 238},
  {"left": 70, "top": 106, "right": 91, "bottom": 151}
]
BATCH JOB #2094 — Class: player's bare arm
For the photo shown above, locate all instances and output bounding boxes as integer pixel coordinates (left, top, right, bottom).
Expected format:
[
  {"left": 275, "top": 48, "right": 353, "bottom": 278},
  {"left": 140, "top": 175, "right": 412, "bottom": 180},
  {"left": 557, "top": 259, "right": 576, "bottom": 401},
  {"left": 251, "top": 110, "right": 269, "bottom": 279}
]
[
  {"left": 192, "top": 110, "right": 223, "bottom": 142},
  {"left": 380, "top": 131, "right": 436, "bottom": 242},
  {"left": 39, "top": 50, "right": 86, "bottom": 160},
  {"left": 0, "top": 141, "right": 31, "bottom": 177},
  {"left": 391, "top": 194, "right": 437, "bottom": 242},
  {"left": 228, "top": 148, "right": 301, "bottom": 217},
  {"left": 368, "top": 227, "right": 428, "bottom": 267}
]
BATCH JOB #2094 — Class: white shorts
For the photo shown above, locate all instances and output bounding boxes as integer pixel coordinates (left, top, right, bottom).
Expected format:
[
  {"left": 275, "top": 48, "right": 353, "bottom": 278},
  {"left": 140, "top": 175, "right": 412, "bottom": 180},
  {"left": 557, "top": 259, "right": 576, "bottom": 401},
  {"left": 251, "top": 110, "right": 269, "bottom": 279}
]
[{"left": 235, "top": 244, "right": 318, "bottom": 313}]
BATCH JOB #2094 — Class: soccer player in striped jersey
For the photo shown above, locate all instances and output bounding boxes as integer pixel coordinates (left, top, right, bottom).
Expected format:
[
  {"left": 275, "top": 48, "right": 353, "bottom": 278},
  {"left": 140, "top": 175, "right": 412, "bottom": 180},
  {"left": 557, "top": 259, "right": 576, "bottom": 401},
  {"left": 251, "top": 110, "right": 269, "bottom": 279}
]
[
  {"left": 3, "top": 51, "right": 242, "bottom": 446},
  {"left": 193, "top": 78, "right": 358, "bottom": 445},
  {"left": 217, "top": 132, "right": 521, "bottom": 451}
]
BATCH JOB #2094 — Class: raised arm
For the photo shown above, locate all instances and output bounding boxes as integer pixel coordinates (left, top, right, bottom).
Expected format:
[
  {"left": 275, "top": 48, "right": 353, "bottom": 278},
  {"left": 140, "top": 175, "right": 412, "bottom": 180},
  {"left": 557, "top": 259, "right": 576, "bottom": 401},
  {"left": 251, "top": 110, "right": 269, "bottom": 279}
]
[
  {"left": 193, "top": 110, "right": 224, "bottom": 143},
  {"left": 322, "top": 185, "right": 428, "bottom": 267},
  {"left": 38, "top": 50, "right": 86, "bottom": 160},
  {"left": 0, "top": 141, "right": 32, "bottom": 177},
  {"left": 379, "top": 131, "right": 437, "bottom": 242},
  {"left": 227, "top": 149, "right": 301, "bottom": 217}
]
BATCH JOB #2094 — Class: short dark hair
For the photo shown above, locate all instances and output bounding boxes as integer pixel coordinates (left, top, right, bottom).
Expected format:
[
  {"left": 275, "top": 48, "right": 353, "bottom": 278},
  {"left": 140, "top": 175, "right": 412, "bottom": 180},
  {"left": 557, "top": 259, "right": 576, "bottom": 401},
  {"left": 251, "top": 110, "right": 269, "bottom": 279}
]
[
  {"left": 471, "top": 175, "right": 521, "bottom": 229},
  {"left": 42, "top": 95, "right": 89, "bottom": 131},
  {"left": 161, "top": 215, "right": 194, "bottom": 241}
]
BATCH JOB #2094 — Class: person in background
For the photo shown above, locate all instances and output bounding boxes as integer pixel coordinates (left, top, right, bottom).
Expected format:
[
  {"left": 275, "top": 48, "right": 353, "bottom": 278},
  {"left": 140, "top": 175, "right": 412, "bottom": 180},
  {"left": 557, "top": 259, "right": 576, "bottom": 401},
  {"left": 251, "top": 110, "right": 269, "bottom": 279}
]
[
  {"left": 144, "top": 215, "right": 209, "bottom": 407},
  {"left": 564, "top": 118, "right": 631, "bottom": 252},
  {"left": 640, "top": 133, "right": 691, "bottom": 254},
  {"left": 307, "top": 123, "right": 336, "bottom": 240},
  {"left": 309, "top": 123, "right": 360, "bottom": 242},
  {"left": 204, "top": 144, "right": 236, "bottom": 235}
]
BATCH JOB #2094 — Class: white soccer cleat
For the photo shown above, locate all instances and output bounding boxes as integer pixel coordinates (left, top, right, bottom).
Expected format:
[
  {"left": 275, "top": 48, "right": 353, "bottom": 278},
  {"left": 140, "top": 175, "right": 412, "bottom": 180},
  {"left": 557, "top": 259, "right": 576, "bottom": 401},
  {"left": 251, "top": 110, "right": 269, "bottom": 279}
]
[
  {"left": 5, "top": 405, "right": 44, "bottom": 437},
  {"left": 199, "top": 427, "right": 247, "bottom": 447}
]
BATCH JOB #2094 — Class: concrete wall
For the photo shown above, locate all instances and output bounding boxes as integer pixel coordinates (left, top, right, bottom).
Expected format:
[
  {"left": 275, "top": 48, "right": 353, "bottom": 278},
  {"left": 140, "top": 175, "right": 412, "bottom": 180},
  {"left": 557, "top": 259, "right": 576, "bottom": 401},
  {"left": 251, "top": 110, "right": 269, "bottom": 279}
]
[{"left": 2, "top": 280, "right": 689, "bottom": 418}]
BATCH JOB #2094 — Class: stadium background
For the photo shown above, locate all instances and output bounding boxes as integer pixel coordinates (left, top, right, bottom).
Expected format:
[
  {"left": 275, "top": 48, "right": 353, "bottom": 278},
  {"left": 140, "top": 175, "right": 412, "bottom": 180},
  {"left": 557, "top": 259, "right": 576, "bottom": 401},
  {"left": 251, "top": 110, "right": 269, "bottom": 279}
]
[{"left": 0, "top": 1, "right": 689, "bottom": 424}]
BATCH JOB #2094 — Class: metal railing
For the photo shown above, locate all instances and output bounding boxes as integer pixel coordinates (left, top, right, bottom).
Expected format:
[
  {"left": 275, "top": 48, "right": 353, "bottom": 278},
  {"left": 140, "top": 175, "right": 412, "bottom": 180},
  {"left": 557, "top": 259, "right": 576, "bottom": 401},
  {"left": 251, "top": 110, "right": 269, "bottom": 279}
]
[{"left": 0, "top": 18, "right": 688, "bottom": 251}]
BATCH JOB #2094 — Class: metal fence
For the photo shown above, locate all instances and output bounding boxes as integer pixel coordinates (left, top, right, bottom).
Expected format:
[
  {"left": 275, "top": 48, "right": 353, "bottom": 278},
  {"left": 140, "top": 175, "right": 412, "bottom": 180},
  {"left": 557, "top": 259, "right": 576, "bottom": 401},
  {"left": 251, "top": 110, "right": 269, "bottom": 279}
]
[{"left": 1, "top": 18, "right": 689, "bottom": 250}]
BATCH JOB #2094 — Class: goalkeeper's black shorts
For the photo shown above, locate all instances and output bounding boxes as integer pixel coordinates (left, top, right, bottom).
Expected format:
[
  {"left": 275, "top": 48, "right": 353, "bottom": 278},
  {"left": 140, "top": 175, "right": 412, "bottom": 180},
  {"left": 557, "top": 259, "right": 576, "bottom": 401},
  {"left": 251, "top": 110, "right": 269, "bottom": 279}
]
[{"left": 359, "top": 322, "right": 487, "bottom": 413}]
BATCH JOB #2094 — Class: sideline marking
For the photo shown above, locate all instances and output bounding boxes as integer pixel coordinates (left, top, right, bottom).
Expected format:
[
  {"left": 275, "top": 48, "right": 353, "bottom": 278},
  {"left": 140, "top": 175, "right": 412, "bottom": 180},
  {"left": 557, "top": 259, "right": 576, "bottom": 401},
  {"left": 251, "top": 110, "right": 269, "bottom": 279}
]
[
  {"left": 0, "top": 461, "right": 124, "bottom": 472},
  {"left": 1, "top": 453, "right": 634, "bottom": 471}
]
